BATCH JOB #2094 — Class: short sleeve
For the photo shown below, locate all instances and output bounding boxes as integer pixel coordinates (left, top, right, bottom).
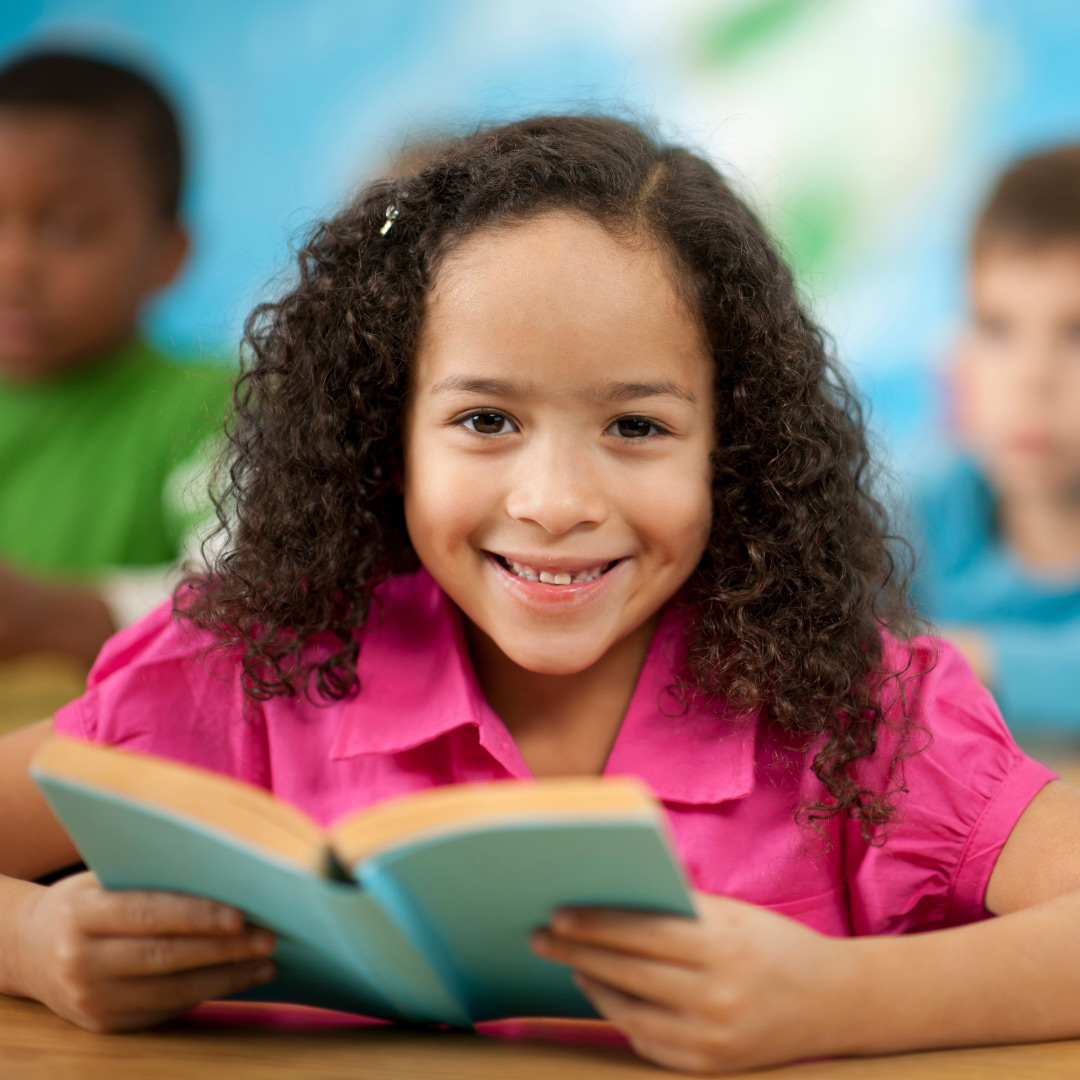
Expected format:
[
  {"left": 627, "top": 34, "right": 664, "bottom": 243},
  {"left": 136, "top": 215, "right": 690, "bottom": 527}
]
[
  {"left": 845, "top": 636, "right": 1056, "bottom": 936},
  {"left": 53, "top": 599, "right": 270, "bottom": 789}
]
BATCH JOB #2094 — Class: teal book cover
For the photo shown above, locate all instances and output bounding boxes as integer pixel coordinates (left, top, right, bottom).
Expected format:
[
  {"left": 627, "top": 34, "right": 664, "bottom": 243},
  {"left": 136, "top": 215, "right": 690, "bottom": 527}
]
[{"left": 31, "top": 737, "right": 696, "bottom": 1025}]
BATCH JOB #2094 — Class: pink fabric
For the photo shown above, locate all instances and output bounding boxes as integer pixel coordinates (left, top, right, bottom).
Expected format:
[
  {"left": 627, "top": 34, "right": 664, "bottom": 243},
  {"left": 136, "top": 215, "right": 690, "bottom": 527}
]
[{"left": 54, "top": 569, "right": 1056, "bottom": 937}]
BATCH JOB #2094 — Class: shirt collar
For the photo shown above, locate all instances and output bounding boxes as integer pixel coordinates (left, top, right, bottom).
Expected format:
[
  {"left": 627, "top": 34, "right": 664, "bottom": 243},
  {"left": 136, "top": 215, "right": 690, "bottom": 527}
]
[
  {"left": 331, "top": 570, "right": 756, "bottom": 806},
  {"left": 331, "top": 570, "right": 490, "bottom": 759},
  {"left": 602, "top": 608, "right": 757, "bottom": 805}
]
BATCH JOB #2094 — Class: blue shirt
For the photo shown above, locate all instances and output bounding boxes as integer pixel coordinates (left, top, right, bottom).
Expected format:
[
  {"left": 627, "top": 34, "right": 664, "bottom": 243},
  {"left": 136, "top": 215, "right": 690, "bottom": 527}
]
[{"left": 909, "top": 457, "right": 1080, "bottom": 731}]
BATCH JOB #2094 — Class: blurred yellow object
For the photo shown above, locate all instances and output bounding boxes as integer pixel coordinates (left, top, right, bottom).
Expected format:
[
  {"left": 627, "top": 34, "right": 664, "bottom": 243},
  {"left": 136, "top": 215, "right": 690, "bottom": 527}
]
[{"left": 0, "top": 653, "right": 88, "bottom": 736}]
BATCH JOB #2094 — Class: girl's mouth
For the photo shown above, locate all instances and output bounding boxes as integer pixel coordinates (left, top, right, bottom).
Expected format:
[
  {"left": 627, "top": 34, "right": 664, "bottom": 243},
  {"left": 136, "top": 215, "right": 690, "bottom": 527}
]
[{"left": 489, "top": 553, "right": 621, "bottom": 585}]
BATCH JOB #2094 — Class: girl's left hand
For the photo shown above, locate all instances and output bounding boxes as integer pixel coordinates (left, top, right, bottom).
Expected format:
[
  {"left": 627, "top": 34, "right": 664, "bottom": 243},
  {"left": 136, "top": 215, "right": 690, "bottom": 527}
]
[{"left": 530, "top": 892, "right": 855, "bottom": 1075}]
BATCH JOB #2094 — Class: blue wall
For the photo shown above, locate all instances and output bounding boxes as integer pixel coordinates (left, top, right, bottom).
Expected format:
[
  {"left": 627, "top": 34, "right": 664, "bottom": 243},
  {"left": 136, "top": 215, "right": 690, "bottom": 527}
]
[
  {"left": 5, "top": 0, "right": 1080, "bottom": 472},
  {"left": 2, "top": 1, "right": 637, "bottom": 354}
]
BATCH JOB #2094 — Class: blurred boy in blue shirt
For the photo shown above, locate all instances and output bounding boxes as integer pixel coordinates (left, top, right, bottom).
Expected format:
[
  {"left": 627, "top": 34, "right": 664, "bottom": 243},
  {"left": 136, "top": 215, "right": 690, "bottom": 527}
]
[{"left": 912, "top": 145, "right": 1080, "bottom": 731}]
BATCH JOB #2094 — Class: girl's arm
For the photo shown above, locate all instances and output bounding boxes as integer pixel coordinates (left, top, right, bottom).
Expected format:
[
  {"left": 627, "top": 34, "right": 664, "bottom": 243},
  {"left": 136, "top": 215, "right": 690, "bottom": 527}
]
[
  {"left": 532, "top": 780, "right": 1080, "bottom": 1074},
  {"left": 0, "top": 720, "right": 81, "bottom": 879},
  {"left": 0, "top": 720, "right": 276, "bottom": 1031},
  {"left": 843, "top": 778, "right": 1080, "bottom": 1052}
]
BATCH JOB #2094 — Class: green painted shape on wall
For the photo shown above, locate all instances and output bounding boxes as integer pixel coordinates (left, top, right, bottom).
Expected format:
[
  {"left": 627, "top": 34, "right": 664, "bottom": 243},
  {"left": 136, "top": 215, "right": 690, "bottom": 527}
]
[
  {"left": 698, "top": 0, "right": 821, "bottom": 67},
  {"left": 772, "top": 177, "right": 852, "bottom": 282}
]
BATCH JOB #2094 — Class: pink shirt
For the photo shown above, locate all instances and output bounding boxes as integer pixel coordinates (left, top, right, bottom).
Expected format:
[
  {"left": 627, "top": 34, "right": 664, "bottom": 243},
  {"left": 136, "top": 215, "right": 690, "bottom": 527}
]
[{"left": 55, "top": 568, "right": 1055, "bottom": 937}]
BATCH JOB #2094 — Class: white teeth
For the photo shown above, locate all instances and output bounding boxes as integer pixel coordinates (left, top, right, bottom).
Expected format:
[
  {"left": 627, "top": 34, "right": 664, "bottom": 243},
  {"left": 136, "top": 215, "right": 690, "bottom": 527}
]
[
  {"left": 571, "top": 567, "right": 607, "bottom": 583},
  {"left": 501, "top": 558, "right": 610, "bottom": 584},
  {"left": 538, "top": 571, "right": 573, "bottom": 585}
]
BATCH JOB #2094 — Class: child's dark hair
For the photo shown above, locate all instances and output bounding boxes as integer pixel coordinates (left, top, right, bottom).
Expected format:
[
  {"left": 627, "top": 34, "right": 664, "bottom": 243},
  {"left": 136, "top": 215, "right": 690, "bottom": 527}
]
[
  {"left": 973, "top": 144, "right": 1080, "bottom": 254},
  {"left": 184, "top": 114, "right": 920, "bottom": 836},
  {"left": 0, "top": 48, "right": 184, "bottom": 218}
]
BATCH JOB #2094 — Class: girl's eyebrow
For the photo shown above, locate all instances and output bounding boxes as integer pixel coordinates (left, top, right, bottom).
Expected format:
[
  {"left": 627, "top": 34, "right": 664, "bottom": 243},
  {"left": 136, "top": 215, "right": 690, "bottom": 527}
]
[
  {"left": 592, "top": 379, "right": 698, "bottom": 405},
  {"left": 429, "top": 375, "right": 523, "bottom": 397},
  {"left": 429, "top": 374, "right": 697, "bottom": 405}
]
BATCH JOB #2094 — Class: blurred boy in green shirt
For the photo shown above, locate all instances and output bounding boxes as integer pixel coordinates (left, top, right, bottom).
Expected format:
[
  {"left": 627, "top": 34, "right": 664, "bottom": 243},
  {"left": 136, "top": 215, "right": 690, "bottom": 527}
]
[{"left": 0, "top": 51, "right": 232, "bottom": 666}]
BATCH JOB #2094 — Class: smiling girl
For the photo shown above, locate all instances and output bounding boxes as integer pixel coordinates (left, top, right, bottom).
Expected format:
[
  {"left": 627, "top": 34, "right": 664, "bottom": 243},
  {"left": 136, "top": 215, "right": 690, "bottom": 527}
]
[{"left": 2, "top": 115, "right": 1080, "bottom": 1074}]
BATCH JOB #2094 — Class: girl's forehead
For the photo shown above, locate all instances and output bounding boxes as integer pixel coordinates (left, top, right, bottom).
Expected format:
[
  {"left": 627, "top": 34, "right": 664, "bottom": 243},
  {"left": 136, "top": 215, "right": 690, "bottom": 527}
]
[
  {"left": 416, "top": 212, "right": 710, "bottom": 389},
  {"left": 432, "top": 210, "right": 680, "bottom": 300}
]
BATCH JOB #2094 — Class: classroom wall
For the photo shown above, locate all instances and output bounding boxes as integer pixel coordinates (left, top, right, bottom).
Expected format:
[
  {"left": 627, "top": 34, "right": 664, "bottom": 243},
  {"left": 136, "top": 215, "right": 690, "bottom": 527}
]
[{"left": 4, "top": 0, "right": 1079, "bottom": 476}]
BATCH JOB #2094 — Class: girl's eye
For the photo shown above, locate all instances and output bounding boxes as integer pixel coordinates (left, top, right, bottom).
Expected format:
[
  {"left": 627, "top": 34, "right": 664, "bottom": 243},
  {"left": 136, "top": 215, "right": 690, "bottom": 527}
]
[
  {"left": 606, "top": 416, "right": 664, "bottom": 439},
  {"left": 462, "top": 412, "right": 517, "bottom": 435}
]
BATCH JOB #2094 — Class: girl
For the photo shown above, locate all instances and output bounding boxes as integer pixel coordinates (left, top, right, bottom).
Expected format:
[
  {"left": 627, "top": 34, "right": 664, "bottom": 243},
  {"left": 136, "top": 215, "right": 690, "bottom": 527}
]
[{"left": 1, "top": 115, "right": 1079, "bottom": 1075}]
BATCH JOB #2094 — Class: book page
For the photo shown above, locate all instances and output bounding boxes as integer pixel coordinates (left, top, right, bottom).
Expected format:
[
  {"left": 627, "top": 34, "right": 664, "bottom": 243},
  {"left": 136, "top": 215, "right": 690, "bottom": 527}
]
[
  {"left": 33, "top": 738, "right": 327, "bottom": 871},
  {"left": 330, "top": 777, "right": 661, "bottom": 868}
]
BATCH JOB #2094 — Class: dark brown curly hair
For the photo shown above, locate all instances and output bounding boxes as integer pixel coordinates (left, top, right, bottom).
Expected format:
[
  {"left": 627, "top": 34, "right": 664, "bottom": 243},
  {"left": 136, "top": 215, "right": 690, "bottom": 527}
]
[{"left": 182, "top": 114, "right": 924, "bottom": 837}]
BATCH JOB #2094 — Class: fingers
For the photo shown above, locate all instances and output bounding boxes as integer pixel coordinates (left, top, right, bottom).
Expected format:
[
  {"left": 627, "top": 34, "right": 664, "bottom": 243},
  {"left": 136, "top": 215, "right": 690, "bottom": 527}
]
[
  {"left": 31, "top": 875, "right": 280, "bottom": 1035},
  {"left": 86, "top": 926, "right": 275, "bottom": 979},
  {"left": 532, "top": 930, "right": 698, "bottom": 1008},
  {"left": 73, "top": 885, "right": 244, "bottom": 938},
  {"left": 546, "top": 906, "right": 703, "bottom": 966},
  {"left": 67, "top": 958, "right": 277, "bottom": 1034},
  {"left": 623, "top": 1037, "right": 724, "bottom": 1077},
  {"left": 574, "top": 974, "right": 734, "bottom": 1077},
  {"left": 104, "top": 957, "right": 277, "bottom": 1015},
  {"left": 574, "top": 971, "right": 682, "bottom": 1036}
]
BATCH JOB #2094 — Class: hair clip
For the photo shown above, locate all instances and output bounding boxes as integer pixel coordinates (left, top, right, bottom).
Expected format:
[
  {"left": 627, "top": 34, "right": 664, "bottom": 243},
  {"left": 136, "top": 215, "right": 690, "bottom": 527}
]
[{"left": 380, "top": 204, "right": 400, "bottom": 236}]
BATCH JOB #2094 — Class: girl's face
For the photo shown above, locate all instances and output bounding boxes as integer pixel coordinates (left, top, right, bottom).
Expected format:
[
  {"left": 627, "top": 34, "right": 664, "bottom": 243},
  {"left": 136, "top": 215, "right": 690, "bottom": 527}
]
[{"left": 404, "top": 211, "right": 715, "bottom": 675}]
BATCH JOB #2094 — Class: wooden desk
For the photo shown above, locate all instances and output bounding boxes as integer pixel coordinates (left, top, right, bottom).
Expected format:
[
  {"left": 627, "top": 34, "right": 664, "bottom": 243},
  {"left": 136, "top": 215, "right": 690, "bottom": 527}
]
[{"left": 4, "top": 994, "right": 1080, "bottom": 1080}]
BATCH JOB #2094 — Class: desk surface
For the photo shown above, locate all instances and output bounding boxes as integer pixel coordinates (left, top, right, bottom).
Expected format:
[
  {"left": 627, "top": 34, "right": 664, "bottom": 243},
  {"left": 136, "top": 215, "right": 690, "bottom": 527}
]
[{"left": 5, "top": 995, "right": 1080, "bottom": 1080}]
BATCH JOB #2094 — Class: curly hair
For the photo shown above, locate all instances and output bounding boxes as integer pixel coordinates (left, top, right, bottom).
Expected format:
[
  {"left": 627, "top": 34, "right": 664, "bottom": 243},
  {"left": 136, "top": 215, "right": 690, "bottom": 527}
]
[{"left": 181, "top": 114, "right": 923, "bottom": 838}]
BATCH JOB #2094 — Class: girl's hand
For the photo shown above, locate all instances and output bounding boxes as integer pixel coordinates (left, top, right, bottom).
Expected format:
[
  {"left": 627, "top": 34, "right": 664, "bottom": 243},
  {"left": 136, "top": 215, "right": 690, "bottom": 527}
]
[
  {"left": 14, "top": 871, "right": 276, "bottom": 1032},
  {"left": 531, "top": 892, "right": 855, "bottom": 1075}
]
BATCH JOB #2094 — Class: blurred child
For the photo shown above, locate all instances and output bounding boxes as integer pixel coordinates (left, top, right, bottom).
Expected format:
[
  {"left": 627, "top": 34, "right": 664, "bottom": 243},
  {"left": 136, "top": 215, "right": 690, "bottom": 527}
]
[
  {"left": 0, "top": 50, "right": 232, "bottom": 667},
  {"left": 911, "top": 146, "right": 1080, "bottom": 731}
]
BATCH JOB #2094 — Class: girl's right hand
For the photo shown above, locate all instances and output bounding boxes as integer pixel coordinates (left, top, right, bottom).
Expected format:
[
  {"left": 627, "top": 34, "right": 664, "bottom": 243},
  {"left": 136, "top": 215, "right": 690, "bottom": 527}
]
[{"left": 15, "top": 871, "right": 276, "bottom": 1032}]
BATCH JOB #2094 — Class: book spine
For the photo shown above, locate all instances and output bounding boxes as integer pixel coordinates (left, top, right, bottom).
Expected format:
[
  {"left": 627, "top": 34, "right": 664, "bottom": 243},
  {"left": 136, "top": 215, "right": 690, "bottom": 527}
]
[{"left": 360, "top": 862, "right": 473, "bottom": 1027}]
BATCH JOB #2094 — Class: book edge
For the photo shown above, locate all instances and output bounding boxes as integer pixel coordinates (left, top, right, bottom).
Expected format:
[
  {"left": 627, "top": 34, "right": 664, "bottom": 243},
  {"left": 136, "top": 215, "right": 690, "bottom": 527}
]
[
  {"left": 330, "top": 778, "right": 665, "bottom": 867},
  {"left": 32, "top": 737, "right": 327, "bottom": 872}
]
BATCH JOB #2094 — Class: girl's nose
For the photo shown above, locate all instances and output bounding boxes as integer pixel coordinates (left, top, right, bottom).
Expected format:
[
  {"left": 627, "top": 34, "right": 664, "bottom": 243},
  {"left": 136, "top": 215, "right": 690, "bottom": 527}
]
[{"left": 504, "top": 441, "right": 608, "bottom": 535}]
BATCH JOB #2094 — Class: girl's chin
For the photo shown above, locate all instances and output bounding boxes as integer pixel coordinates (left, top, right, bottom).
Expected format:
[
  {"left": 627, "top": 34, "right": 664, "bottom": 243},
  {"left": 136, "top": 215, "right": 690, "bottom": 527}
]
[{"left": 490, "top": 636, "right": 610, "bottom": 676}]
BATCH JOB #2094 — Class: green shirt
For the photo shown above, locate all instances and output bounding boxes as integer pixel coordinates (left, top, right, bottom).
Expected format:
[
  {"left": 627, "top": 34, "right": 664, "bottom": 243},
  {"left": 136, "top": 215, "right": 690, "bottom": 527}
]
[{"left": 0, "top": 340, "right": 234, "bottom": 576}]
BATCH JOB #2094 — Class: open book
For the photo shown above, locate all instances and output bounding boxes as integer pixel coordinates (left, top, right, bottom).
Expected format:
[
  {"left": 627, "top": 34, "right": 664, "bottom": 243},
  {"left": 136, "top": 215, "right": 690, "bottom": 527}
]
[{"left": 31, "top": 738, "right": 695, "bottom": 1026}]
